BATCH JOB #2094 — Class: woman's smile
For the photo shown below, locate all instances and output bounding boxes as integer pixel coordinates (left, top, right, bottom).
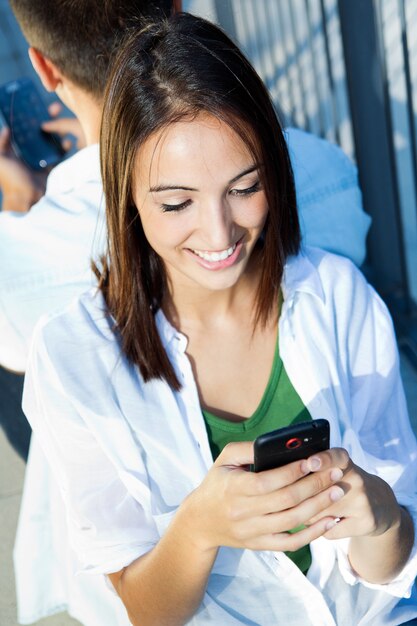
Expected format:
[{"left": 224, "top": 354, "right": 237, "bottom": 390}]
[{"left": 185, "top": 238, "right": 243, "bottom": 270}]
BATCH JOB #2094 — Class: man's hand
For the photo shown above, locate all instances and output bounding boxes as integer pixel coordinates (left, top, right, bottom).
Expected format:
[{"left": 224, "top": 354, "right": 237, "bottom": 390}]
[
  {"left": 0, "top": 127, "right": 44, "bottom": 213},
  {"left": 42, "top": 102, "right": 86, "bottom": 151},
  {"left": 0, "top": 101, "right": 85, "bottom": 213}
]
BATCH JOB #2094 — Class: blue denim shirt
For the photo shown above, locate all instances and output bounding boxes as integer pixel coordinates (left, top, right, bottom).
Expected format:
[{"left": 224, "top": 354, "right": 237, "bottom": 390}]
[{"left": 286, "top": 127, "right": 371, "bottom": 266}]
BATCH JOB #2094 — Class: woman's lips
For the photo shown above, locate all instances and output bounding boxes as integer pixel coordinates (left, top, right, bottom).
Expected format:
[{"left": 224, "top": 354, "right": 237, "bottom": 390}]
[{"left": 185, "top": 239, "right": 243, "bottom": 270}]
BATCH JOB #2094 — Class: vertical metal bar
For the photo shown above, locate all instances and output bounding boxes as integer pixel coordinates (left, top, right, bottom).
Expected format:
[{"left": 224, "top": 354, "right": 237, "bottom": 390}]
[
  {"left": 255, "top": 0, "right": 276, "bottom": 94},
  {"left": 214, "top": 0, "right": 237, "bottom": 42},
  {"left": 373, "top": 0, "right": 412, "bottom": 307},
  {"left": 248, "top": 0, "right": 270, "bottom": 87},
  {"left": 276, "top": 0, "right": 300, "bottom": 125},
  {"left": 262, "top": 1, "right": 287, "bottom": 114},
  {"left": 319, "top": 0, "right": 341, "bottom": 144},
  {"left": 337, "top": 0, "right": 409, "bottom": 296},
  {"left": 399, "top": 0, "right": 417, "bottom": 225},
  {"left": 287, "top": 0, "right": 311, "bottom": 130},
  {"left": 239, "top": 1, "right": 256, "bottom": 64},
  {"left": 303, "top": 0, "right": 326, "bottom": 136}
]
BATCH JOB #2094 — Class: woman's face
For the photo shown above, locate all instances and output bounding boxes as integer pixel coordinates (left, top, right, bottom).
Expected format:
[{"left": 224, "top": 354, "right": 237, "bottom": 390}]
[{"left": 133, "top": 112, "right": 269, "bottom": 294}]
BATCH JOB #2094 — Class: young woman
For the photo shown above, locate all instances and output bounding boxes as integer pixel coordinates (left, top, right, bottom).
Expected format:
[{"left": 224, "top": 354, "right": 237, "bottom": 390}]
[{"left": 23, "top": 13, "right": 417, "bottom": 626}]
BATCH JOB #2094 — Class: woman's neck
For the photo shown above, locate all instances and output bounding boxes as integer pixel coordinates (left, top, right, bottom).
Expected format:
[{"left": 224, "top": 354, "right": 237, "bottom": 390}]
[{"left": 163, "top": 253, "right": 262, "bottom": 333}]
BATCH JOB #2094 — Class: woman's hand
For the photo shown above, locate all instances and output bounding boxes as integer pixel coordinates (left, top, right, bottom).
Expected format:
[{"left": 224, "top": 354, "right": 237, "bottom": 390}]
[
  {"left": 180, "top": 441, "right": 344, "bottom": 554},
  {"left": 304, "top": 448, "right": 414, "bottom": 583},
  {"left": 304, "top": 448, "right": 400, "bottom": 537},
  {"left": 112, "top": 439, "right": 346, "bottom": 626}
]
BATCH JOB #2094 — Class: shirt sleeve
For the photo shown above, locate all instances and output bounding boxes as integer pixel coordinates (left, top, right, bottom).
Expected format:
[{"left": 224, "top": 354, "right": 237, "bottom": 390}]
[
  {"left": 0, "top": 166, "right": 104, "bottom": 371},
  {"left": 22, "top": 315, "right": 160, "bottom": 576},
  {"left": 335, "top": 269, "right": 417, "bottom": 597}
]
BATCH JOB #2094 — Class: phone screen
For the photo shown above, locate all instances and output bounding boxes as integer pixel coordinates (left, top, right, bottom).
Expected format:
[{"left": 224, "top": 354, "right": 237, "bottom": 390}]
[{"left": 0, "top": 78, "right": 64, "bottom": 171}]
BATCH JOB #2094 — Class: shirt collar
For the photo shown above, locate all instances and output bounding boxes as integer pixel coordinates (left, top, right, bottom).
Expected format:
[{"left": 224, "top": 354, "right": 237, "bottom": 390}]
[
  {"left": 282, "top": 247, "right": 326, "bottom": 304},
  {"left": 46, "top": 144, "right": 100, "bottom": 194},
  {"left": 155, "top": 308, "right": 188, "bottom": 352}
]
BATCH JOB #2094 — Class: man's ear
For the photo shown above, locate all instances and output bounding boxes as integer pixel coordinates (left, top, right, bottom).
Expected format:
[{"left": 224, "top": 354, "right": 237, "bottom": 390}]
[{"left": 28, "top": 47, "right": 63, "bottom": 92}]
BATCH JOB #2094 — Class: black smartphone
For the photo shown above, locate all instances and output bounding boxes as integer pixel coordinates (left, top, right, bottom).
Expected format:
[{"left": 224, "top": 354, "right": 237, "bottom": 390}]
[
  {"left": 0, "top": 78, "right": 64, "bottom": 171},
  {"left": 253, "top": 419, "right": 330, "bottom": 472}
]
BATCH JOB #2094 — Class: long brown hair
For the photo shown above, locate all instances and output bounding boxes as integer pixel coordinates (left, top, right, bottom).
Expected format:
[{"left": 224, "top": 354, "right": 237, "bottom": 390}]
[{"left": 98, "top": 13, "right": 300, "bottom": 389}]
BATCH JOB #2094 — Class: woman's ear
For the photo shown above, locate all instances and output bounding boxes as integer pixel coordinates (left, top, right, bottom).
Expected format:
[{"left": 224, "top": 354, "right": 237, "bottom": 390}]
[{"left": 28, "top": 47, "right": 63, "bottom": 92}]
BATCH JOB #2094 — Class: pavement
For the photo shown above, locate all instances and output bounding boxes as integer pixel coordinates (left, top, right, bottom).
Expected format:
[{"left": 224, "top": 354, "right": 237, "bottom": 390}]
[
  {"left": 0, "top": 426, "right": 80, "bottom": 626},
  {"left": 1, "top": 352, "right": 417, "bottom": 626}
]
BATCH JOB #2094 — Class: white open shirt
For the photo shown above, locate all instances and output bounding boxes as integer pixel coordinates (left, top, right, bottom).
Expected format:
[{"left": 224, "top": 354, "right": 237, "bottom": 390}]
[{"left": 21, "top": 248, "right": 417, "bottom": 625}]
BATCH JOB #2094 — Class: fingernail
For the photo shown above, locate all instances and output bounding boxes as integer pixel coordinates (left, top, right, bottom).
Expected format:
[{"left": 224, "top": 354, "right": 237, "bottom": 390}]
[
  {"left": 309, "top": 457, "right": 321, "bottom": 471},
  {"left": 300, "top": 460, "right": 309, "bottom": 474},
  {"left": 325, "top": 518, "right": 340, "bottom": 531},
  {"left": 329, "top": 486, "right": 344, "bottom": 502},
  {"left": 330, "top": 468, "right": 343, "bottom": 481}
]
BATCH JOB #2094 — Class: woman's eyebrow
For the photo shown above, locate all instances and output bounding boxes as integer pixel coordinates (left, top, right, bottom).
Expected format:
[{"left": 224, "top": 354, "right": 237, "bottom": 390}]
[
  {"left": 149, "top": 184, "right": 197, "bottom": 192},
  {"left": 229, "top": 165, "right": 259, "bottom": 184},
  {"left": 149, "top": 165, "right": 259, "bottom": 193}
]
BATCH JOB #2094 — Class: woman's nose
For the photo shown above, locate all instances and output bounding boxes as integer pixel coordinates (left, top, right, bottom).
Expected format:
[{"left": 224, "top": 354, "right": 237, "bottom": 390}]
[{"left": 198, "top": 199, "right": 234, "bottom": 249}]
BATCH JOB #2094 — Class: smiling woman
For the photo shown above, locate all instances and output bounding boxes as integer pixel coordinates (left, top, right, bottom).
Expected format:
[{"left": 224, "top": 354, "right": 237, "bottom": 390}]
[
  {"left": 21, "top": 11, "right": 417, "bottom": 626},
  {"left": 98, "top": 13, "right": 300, "bottom": 391}
]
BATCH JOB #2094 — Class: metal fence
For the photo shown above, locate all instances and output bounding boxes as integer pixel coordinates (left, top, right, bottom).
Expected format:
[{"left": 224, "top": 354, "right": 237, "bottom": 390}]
[
  {"left": 377, "top": 0, "right": 417, "bottom": 340},
  {"left": 185, "top": 0, "right": 417, "bottom": 362},
  {"left": 217, "top": 0, "right": 354, "bottom": 154}
]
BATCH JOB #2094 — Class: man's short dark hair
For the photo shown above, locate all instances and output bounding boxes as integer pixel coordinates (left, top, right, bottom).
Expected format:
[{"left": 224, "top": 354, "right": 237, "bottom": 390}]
[{"left": 9, "top": 0, "right": 173, "bottom": 99}]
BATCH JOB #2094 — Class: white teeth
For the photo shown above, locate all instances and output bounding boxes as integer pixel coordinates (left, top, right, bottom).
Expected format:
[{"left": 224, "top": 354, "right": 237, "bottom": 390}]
[{"left": 192, "top": 244, "right": 236, "bottom": 262}]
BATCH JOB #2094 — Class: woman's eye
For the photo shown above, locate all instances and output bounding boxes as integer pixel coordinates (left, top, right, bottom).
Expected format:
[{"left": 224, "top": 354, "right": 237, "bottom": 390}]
[
  {"left": 230, "top": 180, "right": 261, "bottom": 196},
  {"left": 161, "top": 199, "right": 192, "bottom": 213}
]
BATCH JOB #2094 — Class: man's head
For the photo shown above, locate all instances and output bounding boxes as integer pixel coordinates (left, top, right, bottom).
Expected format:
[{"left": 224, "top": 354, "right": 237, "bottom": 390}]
[{"left": 9, "top": 0, "right": 175, "bottom": 99}]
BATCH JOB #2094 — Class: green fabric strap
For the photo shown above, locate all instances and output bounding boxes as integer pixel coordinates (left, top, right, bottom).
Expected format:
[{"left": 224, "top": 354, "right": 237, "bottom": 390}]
[{"left": 202, "top": 339, "right": 312, "bottom": 574}]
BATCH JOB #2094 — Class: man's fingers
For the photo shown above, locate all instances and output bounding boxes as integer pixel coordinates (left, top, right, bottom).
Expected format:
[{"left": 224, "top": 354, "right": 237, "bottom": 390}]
[
  {"left": 42, "top": 118, "right": 75, "bottom": 137},
  {"left": 0, "top": 127, "right": 11, "bottom": 153},
  {"left": 62, "top": 139, "right": 73, "bottom": 152},
  {"left": 42, "top": 117, "right": 86, "bottom": 150},
  {"left": 47, "top": 101, "right": 63, "bottom": 118},
  {"left": 42, "top": 116, "right": 81, "bottom": 138}
]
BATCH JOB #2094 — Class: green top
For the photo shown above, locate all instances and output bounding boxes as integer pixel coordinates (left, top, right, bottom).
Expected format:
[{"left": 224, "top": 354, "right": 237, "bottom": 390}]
[{"left": 202, "top": 339, "right": 312, "bottom": 574}]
